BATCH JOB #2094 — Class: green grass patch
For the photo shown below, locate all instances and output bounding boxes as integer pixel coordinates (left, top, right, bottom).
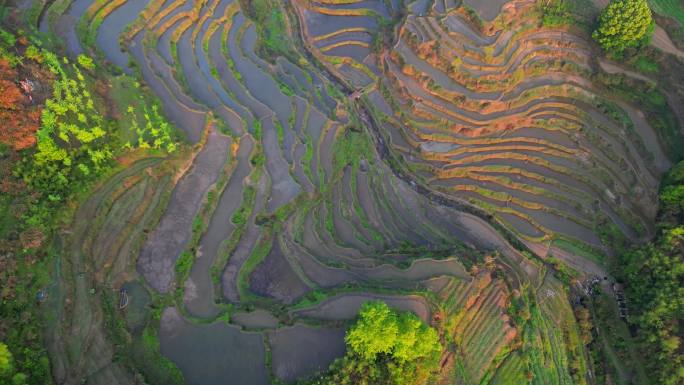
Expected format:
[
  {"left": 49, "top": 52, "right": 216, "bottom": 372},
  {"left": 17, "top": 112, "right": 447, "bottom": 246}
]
[
  {"left": 273, "top": 119, "right": 285, "bottom": 146},
  {"left": 0, "top": 192, "right": 19, "bottom": 239},
  {"left": 175, "top": 250, "right": 194, "bottom": 278},
  {"left": 302, "top": 134, "right": 315, "bottom": 184},
  {"left": 649, "top": 0, "right": 684, "bottom": 26},
  {"left": 331, "top": 128, "right": 372, "bottom": 177},
  {"left": 632, "top": 55, "right": 659, "bottom": 73},
  {"left": 129, "top": 324, "right": 185, "bottom": 385},
  {"left": 236, "top": 228, "right": 273, "bottom": 300},
  {"left": 232, "top": 185, "right": 256, "bottom": 226},
  {"left": 210, "top": 176, "right": 258, "bottom": 287},
  {"left": 242, "top": 0, "right": 297, "bottom": 61},
  {"left": 552, "top": 237, "right": 606, "bottom": 265}
]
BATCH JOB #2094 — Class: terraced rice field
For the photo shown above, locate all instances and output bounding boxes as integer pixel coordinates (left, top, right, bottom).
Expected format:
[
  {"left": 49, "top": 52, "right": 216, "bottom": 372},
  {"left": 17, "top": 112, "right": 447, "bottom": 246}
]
[
  {"left": 35, "top": 0, "right": 680, "bottom": 384},
  {"left": 380, "top": 3, "right": 667, "bottom": 248}
]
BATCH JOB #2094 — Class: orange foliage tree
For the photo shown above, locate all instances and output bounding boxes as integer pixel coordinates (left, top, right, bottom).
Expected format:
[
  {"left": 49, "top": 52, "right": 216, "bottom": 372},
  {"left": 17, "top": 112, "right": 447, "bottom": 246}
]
[{"left": 0, "top": 59, "right": 40, "bottom": 150}]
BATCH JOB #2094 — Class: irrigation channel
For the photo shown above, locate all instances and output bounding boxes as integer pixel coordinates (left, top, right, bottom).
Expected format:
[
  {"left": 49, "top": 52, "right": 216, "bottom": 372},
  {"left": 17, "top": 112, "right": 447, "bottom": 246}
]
[{"left": 36, "top": 0, "right": 675, "bottom": 384}]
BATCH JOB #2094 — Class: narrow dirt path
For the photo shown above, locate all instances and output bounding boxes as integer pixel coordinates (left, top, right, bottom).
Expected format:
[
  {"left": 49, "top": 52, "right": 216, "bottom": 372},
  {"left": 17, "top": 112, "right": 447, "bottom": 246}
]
[
  {"left": 598, "top": 59, "right": 655, "bottom": 83},
  {"left": 652, "top": 25, "right": 684, "bottom": 59}
]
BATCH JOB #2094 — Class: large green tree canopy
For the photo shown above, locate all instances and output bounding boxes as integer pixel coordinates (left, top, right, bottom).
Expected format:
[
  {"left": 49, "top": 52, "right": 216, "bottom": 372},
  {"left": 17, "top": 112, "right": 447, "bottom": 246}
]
[
  {"left": 592, "top": 0, "right": 654, "bottom": 53},
  {"left": 305, "top": 301, "right": 442, "bottom": 385},
  {"left": 346, "top": 301, "right": 441, "bottom": 364}
]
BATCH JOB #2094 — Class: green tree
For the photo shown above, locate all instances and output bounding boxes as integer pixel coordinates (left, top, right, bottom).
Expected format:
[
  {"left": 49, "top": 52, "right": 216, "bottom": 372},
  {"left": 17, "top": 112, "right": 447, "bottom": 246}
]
[
  {"left": 346, "top": 302, "right": 440, "bottom": 365},
  {"left": 23, "top": 55, "right": 112, "bottom": 205},
  {"left": 346, "top": 301, "right": 399, "bottom": 360},
  {"left": 306, "top": 301, "right": 442, "bottom": 385},
  {"left": 592, "top": 0, "right": 654, "bottom": 53}
]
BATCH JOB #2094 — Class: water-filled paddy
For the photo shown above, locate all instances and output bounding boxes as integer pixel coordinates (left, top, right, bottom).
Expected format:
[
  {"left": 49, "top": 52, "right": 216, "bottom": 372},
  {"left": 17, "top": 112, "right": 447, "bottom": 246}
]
[
  {"left": 267, "top": 325, "right": 346, "bottom": 382},
  {"left": 160, "top": 308, "right": 269, "bottom": 385},
  {"left": 96, "top": 0, "right": 148, "bottom": 72},
  {"left": 138, "top": 130, "right": 230, "bottom": 293},
  {"left": 184, "top": 138, "right": 254, "bottom": 318}
]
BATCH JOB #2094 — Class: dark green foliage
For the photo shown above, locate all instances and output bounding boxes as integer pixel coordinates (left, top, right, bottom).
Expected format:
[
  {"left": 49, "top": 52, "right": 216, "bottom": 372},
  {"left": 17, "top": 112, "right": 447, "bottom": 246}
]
[
  {"left": 259, "top": 7, "right": 289, "bottom": 57},
  {"left": 0, "top": 252, "right": 53, "bottom": 385},
  {"left": 594, "top": 72, "right": 684, "bottom": 161},
  {"left": 276, "top": 79, "right": 295, "bottom": 97},
  {"left": 612, "top": 160, "right": 684, "bottom": 385},
  {"left": 131, "top": 325, "right": 185, "bottom": 385},
  {"left": 241, "top": 0, "right": 294, "bottom": 61},
  {"left": 648, "top": 0, "right": 684, "bottom": 26},
  {"left": 252, "top": 119, "right": 263, "bottom": 140},
  {"left": 615, "top": 228, "right": 684, "bottom": 385},
  {"left": 540, "top": 0, "right": 573, "bottom": 27},
  {"left": 588, "top": 292, "right": 640, "bottom": 384},
  {"left": 659, "top": 161, "right": 684, "bottom": 224}
]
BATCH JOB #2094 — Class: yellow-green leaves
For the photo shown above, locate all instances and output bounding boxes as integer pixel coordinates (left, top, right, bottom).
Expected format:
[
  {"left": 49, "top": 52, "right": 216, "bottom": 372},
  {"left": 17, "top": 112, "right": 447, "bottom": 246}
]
[
  {"left": 320, "top": 301, "right": 444, "bottom": 385},
  {"left": 345, "top": 301, "right": 441, "bottom": 364},
  {"left": 0, "top": 343, "right": 12, "bottom": 375},
  {"left": 28, "top": 54, "right": 111, "bottom": 199},
  {"left": 593, "top": 0, "right": 654, "bottom": 53},
  {"left": 346, "top": 301, "right": 400, "bottom": 360},
  {"left": 76, "top": 54, "right": 95, "bottom": 71}
]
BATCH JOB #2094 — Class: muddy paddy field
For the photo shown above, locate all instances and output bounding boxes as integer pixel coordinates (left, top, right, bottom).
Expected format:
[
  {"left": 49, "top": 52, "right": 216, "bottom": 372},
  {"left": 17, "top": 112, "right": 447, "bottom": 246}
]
[{"left": 25, "top": 0, "right": 684, "bottom": 384}]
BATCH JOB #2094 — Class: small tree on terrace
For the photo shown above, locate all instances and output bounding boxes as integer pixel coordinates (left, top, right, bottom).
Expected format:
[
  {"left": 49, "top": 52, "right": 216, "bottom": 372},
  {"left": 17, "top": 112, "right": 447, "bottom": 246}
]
[{"left": 592, "top": 0, "right": 654, "bottom": 54}]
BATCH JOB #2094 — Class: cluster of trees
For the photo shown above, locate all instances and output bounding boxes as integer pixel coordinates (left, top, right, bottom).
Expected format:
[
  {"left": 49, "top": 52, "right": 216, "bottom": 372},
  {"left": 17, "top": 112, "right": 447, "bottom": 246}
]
[
  {"left": 0, "top": 27, "right": 64, "bottom": 385},
  {"left": 22, "top": 51, "right": 112, "bottom": 204},
  {"left": 303, "top": 301, "right": 442, "bottom": 385},
  {"left": 0, "top": 30, "right": 42, "bottom": 151},
  {"left": 13, "top": 48, "right": 177, "bottom": 228},
  {"left": 0, "top": 19, "right": 178, "bottom": 385},
  {"left": 613, "top": 160, "right": 684, "bottom": 385},
  {"left": 591, "top": 19, "right": 682, "bottom": 384},
  {"left": 593, "top": 0, "right": 654, "bottom": 54}
]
